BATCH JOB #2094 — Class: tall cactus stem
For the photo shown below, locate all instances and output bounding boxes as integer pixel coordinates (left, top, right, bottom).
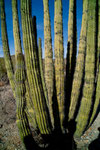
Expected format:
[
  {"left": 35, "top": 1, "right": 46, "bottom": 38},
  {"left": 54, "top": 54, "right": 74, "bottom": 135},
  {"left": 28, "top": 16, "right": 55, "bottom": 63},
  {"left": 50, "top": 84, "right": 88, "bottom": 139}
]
[
  {"left": 75, "top": 0, "right": 97, "bottom": 137},
  {"left": 38, "top": 38, "right": 48, "bottom": 107},
  {"left": 54, "top": 0, "right": 64, "bottom": 131},
  {"left": 69, "top": 0, "right": 88, "bottom": 121},
  {"left": 0, "top": 0, "right": 15, "bottom": 94},
  {"left": 88, "top": 0, "right": 100, "bottom": 127},
  {"left": 21, "top": 0, "right": 52, "bottom": 134},
  {"left": 15, "top": 53, "right": 34, "bottom": 149},
  {"left": 43, "top": 0, "right": 54, "bottom": 127}
]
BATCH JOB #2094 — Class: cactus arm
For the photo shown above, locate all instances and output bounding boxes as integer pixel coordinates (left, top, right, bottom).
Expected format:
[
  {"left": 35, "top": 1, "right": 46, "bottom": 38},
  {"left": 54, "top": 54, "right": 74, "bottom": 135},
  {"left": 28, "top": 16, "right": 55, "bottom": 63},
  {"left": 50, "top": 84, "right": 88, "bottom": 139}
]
[
  {"left": 21, "top": 0, "right": 52, "bottom": 134},
  {"left": 12, "top": 0, "right": 22, "bottom": 59},
  {"left": 15, "top": 53, "right": 35, "bottom": 149},
  {"left": 75, "top": 0, "right": 97, "bottom": 137},
  {"left": 88, "top": 0, "right": 100, "bottom": 127},
  {"left": 43, "top": 0, "right": 54, "bottom": 127},
  {"left": 12, "top": 0, "right": 37, "bottom": 129},
  {"left": 69, "top": 0, "right": 88, "bottom": 121},
  {"left": 88, "top": 59, "right": 100, "bottom": 128},
  {"left": 54, "top": 0, "right": 64, "bottom": 131},
  {"left": 32, "top": 16, "right": 38, "bottom": 51},
  {"left": 0, "top": 0, "right": 15, "bottom": 94},
  {"left": 66, "top": 0, "right": 77, "bottom": 80},
  {"left": 38, "top": 38, "right": 48, "bottom": 106},
  {"left": 64, "top": 0, "right": 77, "bottom": 126},
  {"left": 31, "top": 16, "right": 39, "bottom": 62}
]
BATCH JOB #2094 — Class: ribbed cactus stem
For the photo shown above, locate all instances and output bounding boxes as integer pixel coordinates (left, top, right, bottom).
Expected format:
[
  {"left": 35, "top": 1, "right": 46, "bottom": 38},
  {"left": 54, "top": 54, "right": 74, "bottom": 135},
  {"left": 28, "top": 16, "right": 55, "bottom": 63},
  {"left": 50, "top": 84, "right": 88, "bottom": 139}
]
[
  {"left": 88, "top": 0, "right": 100, "bottom": 127},
  {"left": 43, "top": 0, "right": 54, "bottom": 127},
  {"left": 75, "top": 0, "right": 97, "bottom": 137},
  {"left": 15, "top": 53, "right": 33, "bottom": 148},
  {"left": 21, "top": 0, "right": 52, "bottom": 134},
  {"left": 65, "top": 0, "right": 77, "bottom": 127},
  {"left": 0, "top": 0, "right": 15, "bottom": 94},
  {"left": 67, "top": 0, "right": 77, "bottom": 77},
  {"left": 38, "top": 38, "right": 48, "bottom": 107},
  {"left": 54, "top": 0, "right": 64, "bottom": 131},
  {"left": 32, "top": 16, "right": 39, "bottom": 61},
  {"left": 12, "top": 0, "right": 22, "bottom": 59},
  {"left": 12, "top": 0, "right": 37, "bottom": 129},
  {"left": 69, "top": 0, "right": 88, "bottom": 121},
  {"left": 32, "top": 16, "right": 37, "bottom": 48}
]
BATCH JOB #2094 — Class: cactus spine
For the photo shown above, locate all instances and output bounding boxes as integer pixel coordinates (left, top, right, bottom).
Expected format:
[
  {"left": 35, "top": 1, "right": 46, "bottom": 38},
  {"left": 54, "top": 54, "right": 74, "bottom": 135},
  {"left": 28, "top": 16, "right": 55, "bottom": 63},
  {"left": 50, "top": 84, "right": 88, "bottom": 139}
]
[{"left": 43, "top": 0, "right": 54, "bottom": 127}]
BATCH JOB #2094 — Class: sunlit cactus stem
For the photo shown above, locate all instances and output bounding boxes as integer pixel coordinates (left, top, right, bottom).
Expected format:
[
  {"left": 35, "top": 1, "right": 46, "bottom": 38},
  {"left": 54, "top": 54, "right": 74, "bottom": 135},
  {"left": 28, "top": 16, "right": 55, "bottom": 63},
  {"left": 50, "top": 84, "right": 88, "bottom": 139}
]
[
  {"left": 66, "top": 0, "right": 77, "bottom": 80},
  {"left": 88, "top": 0, "right": 100, "bottom": 128},
  {"left": 54, "top": 0, "right": 64, "bottom": 131},
  {"left": 21, "top": 0, "right": 52, "bottom": 134},
  {"left": 1, "top": 0, "right": 100, "bottom": 148},
  {"left": 75, "top": 0, "right": 97, "bottom": 137},
  {"left": 12, "top": 0, "right": 22, "bottom": 59},
  {"left": 43, "top": 0, "right": 54, "bottom": 127},
  {"left": 38, "top": 38, "right": 48, "bottom": 107},
  {"left": 12, "top": 0, "right": 37, "bottom": 129},
  {"left": 15, "top": 53, "right": 34, "bottom": 149},
  {"left": 69, "top": 0, "right": 88, "bottom": 121},
  {"left": 0, "top": 0, "right": 15, "bottom": 94},
  {"left": 64, "top": 0, "right": 77, "bottom": 127}
]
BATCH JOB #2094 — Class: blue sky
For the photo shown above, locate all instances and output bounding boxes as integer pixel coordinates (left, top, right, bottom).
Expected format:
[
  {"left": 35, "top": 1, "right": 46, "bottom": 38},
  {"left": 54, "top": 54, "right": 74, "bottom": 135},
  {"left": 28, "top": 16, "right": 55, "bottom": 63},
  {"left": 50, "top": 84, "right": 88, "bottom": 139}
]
[{"left": 0, "top": 0, "right": 83, "bottom": 58}]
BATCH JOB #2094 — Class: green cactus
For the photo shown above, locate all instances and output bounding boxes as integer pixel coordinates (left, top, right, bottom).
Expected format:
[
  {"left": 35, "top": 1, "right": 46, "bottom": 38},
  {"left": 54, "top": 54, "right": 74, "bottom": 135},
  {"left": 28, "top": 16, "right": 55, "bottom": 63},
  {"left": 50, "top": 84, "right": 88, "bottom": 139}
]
[
  {"left": 65, "top": 0, "right": 77, "bottom": 127},
  {"left": 87, "top": 0, "right": 100, "bottom": 128},
  {"left": 15, "top": 53, "right": 30, "bottom": 142},
  {"left": 12, "top": 0, "right": 22, "bottom": 59},
  {"left": 0, "top": 0, "right": 100, "bottom": 149},
  {"left": 43, "top": 0, "right": 54, "bottom": 127},
  {"left": 67, "top": 0, "right": 77, "bottom": 77},
  {"left": 12, "top": 0, "right": 37, "bottom": 130},
  {"left": 69, "top": 0, "right": 88, "bottom": 121},
  {"left": 0, "top": 0, "right": 15, "bottom": 94},
  {"left": 54, "top": 0, "right": 64, "bottom": 131},
  {"left": 75, "top": 0, "right": 97, "bottom": 137},
  {"left": 20, "top": 0, "right": 52, "bottom": 134},
  {"left": 38, "top": 38, "right": 48, "bottom": 107}
]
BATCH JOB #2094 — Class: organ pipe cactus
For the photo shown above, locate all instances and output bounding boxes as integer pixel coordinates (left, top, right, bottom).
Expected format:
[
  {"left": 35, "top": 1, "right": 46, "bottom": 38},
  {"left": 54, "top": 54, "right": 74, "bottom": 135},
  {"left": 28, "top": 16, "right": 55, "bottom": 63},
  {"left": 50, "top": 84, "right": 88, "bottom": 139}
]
[
  {"left": 87, "top": 0, "right": 100, "bottom": 128},
  {"left": 20, "top": 0, "right": 52, "bottom": 134},
  {"left": 69, "top": 0, "right": 88, "bottom": 121},
  {"left": 0, "top": 0, "right": 100, "bottom": 149},
  {"left": 0, "top": 0, "right": 15, "bottom": 94},
  {"left": 67, "top": 0, "right": 77, "bottom": 78},
  {"left": 54, "top": 0, "right": 65, "bottom": 131},
  {"left": 75, "top": 0, "right": 97, "bottom": 137},
  {"left": 65, "top": 0, "right": 77, "bottom": 127},
  {"left": 43, "top": 0, "right": 54, "bottom": 126},
  {"left": 12, "top": 0, "right": 37, "bottom": 130}
]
